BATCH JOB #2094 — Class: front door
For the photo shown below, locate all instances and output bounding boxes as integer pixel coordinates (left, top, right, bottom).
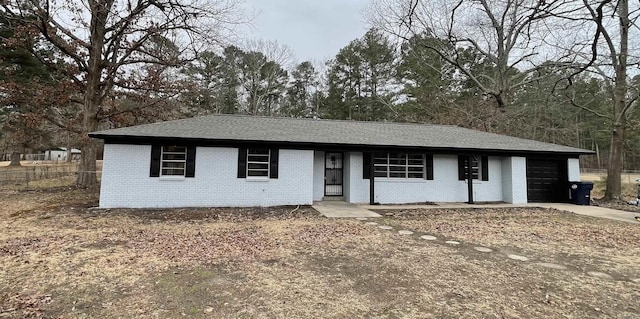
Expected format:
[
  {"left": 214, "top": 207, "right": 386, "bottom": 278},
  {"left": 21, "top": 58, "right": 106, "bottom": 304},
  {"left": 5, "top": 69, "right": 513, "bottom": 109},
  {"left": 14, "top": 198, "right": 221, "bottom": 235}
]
[{"left": 325, "top": 152, "right": 343, "bottom": 196}]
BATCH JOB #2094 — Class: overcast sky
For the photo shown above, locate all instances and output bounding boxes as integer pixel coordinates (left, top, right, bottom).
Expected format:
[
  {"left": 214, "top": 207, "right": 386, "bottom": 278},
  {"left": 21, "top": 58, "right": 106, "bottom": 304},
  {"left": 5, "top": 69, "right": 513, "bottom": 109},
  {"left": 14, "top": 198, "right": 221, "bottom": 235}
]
[{"left": 243, "top": 0, "right": 371, "bottom": 63}]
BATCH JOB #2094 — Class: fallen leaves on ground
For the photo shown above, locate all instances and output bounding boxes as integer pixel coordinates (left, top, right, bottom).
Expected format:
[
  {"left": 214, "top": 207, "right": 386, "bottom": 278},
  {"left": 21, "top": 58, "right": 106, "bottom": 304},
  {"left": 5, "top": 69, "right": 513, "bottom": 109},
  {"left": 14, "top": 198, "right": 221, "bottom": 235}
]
[{"left": 1, "top": 187, "right": 639, "bottom": 318}]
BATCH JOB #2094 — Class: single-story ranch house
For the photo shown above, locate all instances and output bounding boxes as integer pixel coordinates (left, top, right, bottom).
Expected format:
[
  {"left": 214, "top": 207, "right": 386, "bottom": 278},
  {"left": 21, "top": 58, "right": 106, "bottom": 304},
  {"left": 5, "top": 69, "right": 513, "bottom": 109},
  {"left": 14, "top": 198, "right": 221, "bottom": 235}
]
[{"left": 89, "top": 115, "right": 593, "bottom": 208}]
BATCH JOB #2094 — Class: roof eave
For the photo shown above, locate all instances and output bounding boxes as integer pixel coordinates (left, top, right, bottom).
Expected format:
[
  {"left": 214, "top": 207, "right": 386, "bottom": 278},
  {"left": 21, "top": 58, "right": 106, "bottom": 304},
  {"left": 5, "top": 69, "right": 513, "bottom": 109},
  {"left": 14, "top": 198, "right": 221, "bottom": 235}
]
[{"left": 89, "top": 133, "right": 594, "bottom": 156}]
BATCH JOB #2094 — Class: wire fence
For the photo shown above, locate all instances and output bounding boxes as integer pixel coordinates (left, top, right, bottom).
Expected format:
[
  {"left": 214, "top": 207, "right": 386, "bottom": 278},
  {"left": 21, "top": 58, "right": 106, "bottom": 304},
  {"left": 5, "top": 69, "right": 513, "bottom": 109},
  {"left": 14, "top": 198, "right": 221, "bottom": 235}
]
[{"left": 0, "top": 164, "right": 102, "bottom": 189}]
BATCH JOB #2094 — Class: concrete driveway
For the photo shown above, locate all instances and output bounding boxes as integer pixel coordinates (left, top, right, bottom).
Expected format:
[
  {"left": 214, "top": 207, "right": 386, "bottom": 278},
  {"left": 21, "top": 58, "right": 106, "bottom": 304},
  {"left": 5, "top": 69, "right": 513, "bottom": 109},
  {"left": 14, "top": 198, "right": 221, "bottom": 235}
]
[{"left": 535, "top": 203, "right": 640, "bottom": 224}]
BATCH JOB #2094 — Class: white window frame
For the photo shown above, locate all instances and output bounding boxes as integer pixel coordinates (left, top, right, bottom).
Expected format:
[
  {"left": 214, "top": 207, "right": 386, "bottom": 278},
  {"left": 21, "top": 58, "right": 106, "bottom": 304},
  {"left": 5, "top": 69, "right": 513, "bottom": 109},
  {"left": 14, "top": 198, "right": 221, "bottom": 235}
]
[
  {"left": 160, "top": 146, "right": 187, "bottom": 177},
  {"left": 374, "top": 152, "right": 425, "bottom": 179},
  {"left": 247, "top": 148, "right": 270, "bottom": 178}
]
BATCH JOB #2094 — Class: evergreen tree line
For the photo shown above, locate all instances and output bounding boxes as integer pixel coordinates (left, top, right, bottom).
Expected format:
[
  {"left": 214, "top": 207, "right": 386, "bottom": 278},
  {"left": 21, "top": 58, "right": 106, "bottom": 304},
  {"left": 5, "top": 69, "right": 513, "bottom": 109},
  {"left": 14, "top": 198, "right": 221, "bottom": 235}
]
[{"left": 180, "top": 29, "right": 636, "bottom": 170}]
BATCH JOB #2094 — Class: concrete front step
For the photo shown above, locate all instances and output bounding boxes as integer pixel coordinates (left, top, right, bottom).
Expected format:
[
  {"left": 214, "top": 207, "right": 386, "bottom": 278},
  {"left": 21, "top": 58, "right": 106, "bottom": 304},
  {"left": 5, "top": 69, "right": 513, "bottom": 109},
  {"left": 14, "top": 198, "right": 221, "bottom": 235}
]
[
  {"left": 322, "top": 196, "right": 345, "bottom": 201},
  {"left": 312, "top": 201, "right": 381, "bottom": 218}
]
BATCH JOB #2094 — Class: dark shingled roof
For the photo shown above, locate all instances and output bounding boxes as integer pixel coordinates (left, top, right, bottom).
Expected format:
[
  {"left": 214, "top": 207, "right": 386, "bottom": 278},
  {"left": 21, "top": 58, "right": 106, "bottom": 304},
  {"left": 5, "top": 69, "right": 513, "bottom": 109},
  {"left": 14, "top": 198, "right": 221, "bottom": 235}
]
[{"left": 89, "top": 115, "right": 593, "bottom": 155}]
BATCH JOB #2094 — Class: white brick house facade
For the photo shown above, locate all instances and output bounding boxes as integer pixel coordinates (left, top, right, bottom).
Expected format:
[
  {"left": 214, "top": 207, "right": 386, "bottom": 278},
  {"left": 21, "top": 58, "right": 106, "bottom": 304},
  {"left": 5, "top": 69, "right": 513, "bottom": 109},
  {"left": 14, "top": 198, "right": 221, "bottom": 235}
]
[
  {"left": 100, "top": 144, "right": 579, "bottom": 208},
  {"left": 92, "top": 115, "right": 591, "bottom": 208},
  {"left": 100, "top": 144, "right": 314, "bottom": 208}
]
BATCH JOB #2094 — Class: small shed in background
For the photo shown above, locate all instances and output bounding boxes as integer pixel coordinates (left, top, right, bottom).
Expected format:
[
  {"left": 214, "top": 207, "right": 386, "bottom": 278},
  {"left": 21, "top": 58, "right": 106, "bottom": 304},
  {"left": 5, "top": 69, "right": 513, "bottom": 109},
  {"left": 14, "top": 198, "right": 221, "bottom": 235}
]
[{"left": 44, "top": 147, "right": 81, "bottom": 162}]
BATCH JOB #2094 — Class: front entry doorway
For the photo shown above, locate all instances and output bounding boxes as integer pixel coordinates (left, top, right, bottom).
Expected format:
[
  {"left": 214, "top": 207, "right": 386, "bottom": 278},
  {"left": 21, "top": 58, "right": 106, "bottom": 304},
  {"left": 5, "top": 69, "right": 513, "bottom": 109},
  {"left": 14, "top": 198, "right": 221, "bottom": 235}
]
[{"left": 324, "top": 152, "right": 343, "bottom": 196}]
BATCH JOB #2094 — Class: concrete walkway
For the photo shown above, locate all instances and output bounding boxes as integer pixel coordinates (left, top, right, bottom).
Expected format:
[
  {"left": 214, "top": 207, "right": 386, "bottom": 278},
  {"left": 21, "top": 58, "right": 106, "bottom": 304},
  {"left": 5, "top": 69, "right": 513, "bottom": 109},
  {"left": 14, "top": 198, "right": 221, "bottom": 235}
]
[
  {"left": 536, "top": 203, "right": 640, "bottom": 224},
  {"left": 360, "top": 202, "right": 640, "bottom": 224},
  {"left": 312, "top": 201, "right": 381, "bottom": 218},
  {"left": 360, "top": 203, "right": 528, "bottom": 210},
  {"left": 315, "top": 200, "right": 640, "bottom": 223}
]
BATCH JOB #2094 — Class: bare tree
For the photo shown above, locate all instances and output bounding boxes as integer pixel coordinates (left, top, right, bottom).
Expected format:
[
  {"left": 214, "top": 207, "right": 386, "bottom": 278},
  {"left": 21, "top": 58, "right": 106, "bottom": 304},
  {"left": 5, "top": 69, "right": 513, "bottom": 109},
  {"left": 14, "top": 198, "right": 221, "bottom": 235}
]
[
  {"left": 1, "top": 0, "right": 246, "bottom": 186},
  {"left": 566, "top": 0, "right": 640, "bottom": 200},
  {"left": 366, "top": 0, "right": 576, "bottom": 109}
]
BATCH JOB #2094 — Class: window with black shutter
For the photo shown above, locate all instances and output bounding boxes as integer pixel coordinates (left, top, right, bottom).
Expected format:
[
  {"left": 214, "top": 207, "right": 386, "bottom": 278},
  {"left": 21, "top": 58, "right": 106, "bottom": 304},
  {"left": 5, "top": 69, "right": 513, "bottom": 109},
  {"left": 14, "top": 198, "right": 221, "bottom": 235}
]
[
  {"left": 458, "top": 155, "right": 489, "bottom": 181},
  {"left": 364, "top": 152, "right": 433, "bottom": 180},
  {"left": 238, "top": 148, "right": 279, "bottom": 179},
  {"left": 150, "top": 145, "right": 196, "bottom": 178}
]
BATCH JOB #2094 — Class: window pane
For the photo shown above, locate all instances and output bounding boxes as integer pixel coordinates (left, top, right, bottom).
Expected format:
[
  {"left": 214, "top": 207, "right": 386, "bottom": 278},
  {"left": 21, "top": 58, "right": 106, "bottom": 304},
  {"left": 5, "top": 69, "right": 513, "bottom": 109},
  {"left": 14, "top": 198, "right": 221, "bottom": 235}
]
[
  {"left": 248, "top": 148, "right": 270, "bottom": 155},
  {"left": 247, "top": 170, "right": 268, "bottom": 177},
  {"left": 374, "top": 165, "right": 388, "bottom": 178},
  {"left": 407, "top": 154, "right": 424, "bottom": 165},
  {"left": 248, "top": 163, "right": 269, "bottom": 170},
  {"left": 247, "top": 149, "right": 270, "bottom": 177},
  {"left": 374, "top": 164, "right": 388, "bottom": 171},
  {"left": 372, "top": 152, "right": 427, "bottom": 179},
  {"left": 162, "top": 168, "right": 185, "bottom": 176},
  {"left": 164, "top": 146, "right": 186, "bottom": 153},
  {"left": 408, "top": 172, "right": 424, "bottom": 178},
  {"left": 463, "top": 155, "right": 481, "bottom": 180},
  {"left": 408, "top": 166, "right": 424, "bottom": 178},
  {"left": 373, "top": 157, "right": 388, "bottom": 164},
  {"left": 248, "top": 155, "right": 269, "bottom": 162},
  {"left": 163, "top": 153, "right": 186, "bottom": 161},
  {"left": 162, "top": 161, "right": 185, "bottom": 169},
  {"left": 160, "top": 145, "right": 187, "bottom": 176},
  {"left": 388, "top": 153, "right": 406, "bottom": 165}
]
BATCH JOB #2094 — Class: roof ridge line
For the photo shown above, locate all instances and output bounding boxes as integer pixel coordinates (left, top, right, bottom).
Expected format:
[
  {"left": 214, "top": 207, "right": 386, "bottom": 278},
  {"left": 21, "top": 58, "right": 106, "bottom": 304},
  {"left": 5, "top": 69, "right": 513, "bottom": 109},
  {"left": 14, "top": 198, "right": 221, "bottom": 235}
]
[{"left": 198, "top": 114, "right": 458, "bottom": 128}]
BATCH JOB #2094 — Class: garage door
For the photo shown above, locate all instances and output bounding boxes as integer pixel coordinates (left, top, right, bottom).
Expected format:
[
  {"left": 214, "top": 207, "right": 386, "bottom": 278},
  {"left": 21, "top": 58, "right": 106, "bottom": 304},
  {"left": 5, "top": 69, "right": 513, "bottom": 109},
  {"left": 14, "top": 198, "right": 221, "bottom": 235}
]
[{"left": 526, "top": 159, "right": 569, "bottom": 202}]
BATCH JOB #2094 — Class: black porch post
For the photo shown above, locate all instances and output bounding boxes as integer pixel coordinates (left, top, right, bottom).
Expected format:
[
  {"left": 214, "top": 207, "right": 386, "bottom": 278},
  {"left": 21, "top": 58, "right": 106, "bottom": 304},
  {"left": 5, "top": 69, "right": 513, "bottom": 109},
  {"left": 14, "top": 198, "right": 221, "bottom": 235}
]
[
  {"left": 369, "top": 152, "right": 375, "bottom": 205},
  {"left": 467, "top": 155, "right": 474, "bottom": 204}
]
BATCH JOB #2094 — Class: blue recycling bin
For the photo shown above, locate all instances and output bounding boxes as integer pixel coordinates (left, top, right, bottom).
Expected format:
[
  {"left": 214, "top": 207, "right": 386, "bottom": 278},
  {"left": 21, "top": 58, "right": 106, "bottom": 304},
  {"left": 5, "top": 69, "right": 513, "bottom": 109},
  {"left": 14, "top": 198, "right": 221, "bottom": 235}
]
[{"left": 569, "top": 182, "right": 594, "bottom": 205}]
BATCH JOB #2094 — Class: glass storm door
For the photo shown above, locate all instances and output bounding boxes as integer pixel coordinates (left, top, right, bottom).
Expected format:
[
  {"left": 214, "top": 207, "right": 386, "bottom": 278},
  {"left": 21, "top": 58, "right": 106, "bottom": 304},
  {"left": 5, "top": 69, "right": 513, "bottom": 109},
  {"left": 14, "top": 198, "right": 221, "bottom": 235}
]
[{"left": 324, "top": 152, "right": 343, "bottom": 196}]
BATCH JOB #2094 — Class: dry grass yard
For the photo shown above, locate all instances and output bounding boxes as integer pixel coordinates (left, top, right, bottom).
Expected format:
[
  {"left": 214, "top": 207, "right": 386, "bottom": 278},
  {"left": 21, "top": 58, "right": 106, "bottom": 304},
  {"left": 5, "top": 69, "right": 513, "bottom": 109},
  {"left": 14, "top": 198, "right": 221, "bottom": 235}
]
[{"left": 1, "top": 184, "right": 639, "bottom": 318}]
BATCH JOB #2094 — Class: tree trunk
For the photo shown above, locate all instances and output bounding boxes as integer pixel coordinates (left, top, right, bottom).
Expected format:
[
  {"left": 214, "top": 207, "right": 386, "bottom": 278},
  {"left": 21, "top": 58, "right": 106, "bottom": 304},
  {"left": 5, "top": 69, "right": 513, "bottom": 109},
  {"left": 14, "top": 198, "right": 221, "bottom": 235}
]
[
  {"left": 76, "top": 0, "right": 108, "bottom": 188},
  {"left": 66, "top": 144, "right": 73, "bottom": 163},
  {"left": 604, "top": 122, "right": 625, "bottom": 200},
  {"left": 76, "top": 98, "right": 100, "bottom": 187},
  {"left": 604, "top": 0, "right": 629, "bottom": 200},
  {"left": 9, "top": 152, "right": 21, "bottom": 166},
  {"left": 76, "top": 138, "right": 99, "bottom": 186}
]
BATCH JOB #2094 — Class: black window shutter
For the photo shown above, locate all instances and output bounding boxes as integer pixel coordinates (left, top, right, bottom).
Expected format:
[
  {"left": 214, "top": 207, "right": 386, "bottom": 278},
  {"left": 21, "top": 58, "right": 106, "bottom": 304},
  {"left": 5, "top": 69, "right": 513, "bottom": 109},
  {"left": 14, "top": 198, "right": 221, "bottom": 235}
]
[
  {"left": 481, "top": 155, "right": 489, "bottom": 181},
  {"left": 425, "top": 154, "right": 434, "bottom": 180},
  {"left": 269, "top": 148, "right": 279, "bottom": 179},
  {"left": 185, "top": 146, "right": 196, "bottom": 178},
  {"left": 150, "top": 145, "right": 161, "bottom": 177},
  {"left": 363, "top": 152, "right": 371, "bottom": 179},
  {"left": 237, "top": 148, "right": 247, "bottom": 178},
  {"left": 458, "top": 155, "right": 466, "bottom": 180}
]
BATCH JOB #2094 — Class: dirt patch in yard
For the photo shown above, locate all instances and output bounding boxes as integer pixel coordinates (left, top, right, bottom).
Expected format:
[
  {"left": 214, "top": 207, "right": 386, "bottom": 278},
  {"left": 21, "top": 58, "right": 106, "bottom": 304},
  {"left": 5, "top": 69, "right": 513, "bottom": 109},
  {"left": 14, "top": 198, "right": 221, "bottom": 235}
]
[
  {"left": 1, "top": 188, "right": 639, "bottom": 318},
  {"left": 376, "top": 207, "right": 640, "bottom": 279}
]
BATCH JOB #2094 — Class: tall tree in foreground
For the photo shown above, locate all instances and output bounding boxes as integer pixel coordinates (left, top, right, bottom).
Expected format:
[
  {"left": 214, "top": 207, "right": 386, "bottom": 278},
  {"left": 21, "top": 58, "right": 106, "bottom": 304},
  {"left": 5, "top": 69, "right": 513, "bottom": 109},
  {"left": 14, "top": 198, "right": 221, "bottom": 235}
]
[
  {"left": 570, "top": 0, "right": 640, "bottom": 200},
  {"left": 1, "top": 0, "right": 244, "bottom": 186}
]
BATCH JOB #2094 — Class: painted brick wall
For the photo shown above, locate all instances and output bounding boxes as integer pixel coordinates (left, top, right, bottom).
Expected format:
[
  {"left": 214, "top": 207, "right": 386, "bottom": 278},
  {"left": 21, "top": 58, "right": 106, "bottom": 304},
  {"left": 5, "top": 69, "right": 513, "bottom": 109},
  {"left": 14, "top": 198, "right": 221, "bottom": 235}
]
[
  {"left": 312, "top": 151, "right": 325, "bottom": 201},
  {"left": 568, "top": 158, "right": 580, "bottom": 181},
  {"left": 99, "top": 144, "right": 314, "bottom": 208},
  {"left": 501, "top": 156, "right": 527, "bottom": 204},
  {"left": 343, "top": 152, "right": 352, "bottom": 202},
  {"left": 345, "top": 153, "right": 505, "bottom": 204}
]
